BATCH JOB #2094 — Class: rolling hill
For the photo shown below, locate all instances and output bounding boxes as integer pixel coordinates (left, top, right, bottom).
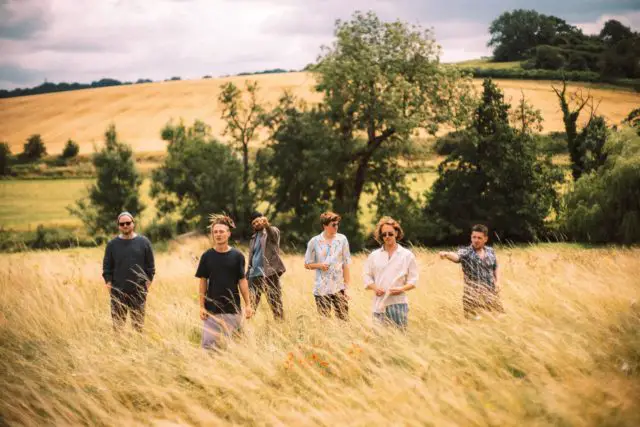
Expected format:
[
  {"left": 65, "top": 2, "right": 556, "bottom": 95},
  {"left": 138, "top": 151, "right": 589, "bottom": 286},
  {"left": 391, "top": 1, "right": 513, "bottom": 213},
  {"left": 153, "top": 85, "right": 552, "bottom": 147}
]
[{"left": 1, "top": 72, "right": 638, "bottom": 154}]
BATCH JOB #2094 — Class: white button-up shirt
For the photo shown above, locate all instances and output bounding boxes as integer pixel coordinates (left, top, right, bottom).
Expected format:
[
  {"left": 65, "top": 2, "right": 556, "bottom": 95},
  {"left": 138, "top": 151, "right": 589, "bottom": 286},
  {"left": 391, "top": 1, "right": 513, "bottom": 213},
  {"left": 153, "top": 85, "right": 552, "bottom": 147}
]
[{"left": 363, "top": 244, "right": 419, "bottom": 313}]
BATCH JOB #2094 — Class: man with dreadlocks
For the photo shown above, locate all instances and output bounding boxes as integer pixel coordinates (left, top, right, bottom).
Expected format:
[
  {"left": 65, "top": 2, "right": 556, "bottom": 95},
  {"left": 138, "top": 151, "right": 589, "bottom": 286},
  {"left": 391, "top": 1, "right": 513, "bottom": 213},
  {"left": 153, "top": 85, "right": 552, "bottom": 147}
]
[{"left": 195, "top": 214, "right": 254, "bottom": 350}]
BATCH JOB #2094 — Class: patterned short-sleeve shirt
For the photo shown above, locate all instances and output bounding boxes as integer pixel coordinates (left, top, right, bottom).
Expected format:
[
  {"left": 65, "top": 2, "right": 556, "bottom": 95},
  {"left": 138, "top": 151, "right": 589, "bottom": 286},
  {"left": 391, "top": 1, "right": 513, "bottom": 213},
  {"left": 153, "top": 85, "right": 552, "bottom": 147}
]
[
  {"left": 457, "top": 245, "right": 498, "bottom": 290},
  {"left": 304, "top": 232, "right": 351, "bottom": 296}
]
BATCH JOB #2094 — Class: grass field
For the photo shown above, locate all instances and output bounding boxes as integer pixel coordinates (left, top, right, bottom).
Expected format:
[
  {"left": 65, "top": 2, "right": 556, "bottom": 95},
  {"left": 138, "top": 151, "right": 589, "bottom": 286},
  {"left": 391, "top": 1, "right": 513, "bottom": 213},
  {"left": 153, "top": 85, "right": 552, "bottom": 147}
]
[
  {"left": 453, "top": 58, "right": 523, "bottom": 69},
  {"left": 1, "top": 72, "right": 638, "bottom": 154},
  {"left": 1, "top": 241, "right": 638, "bottom": 425},
  {"left": 0, "top": 179, "right": 155, "bottom": 230},
  {"left": 0, "top": 173, "right": 437, "bottom": 232}
]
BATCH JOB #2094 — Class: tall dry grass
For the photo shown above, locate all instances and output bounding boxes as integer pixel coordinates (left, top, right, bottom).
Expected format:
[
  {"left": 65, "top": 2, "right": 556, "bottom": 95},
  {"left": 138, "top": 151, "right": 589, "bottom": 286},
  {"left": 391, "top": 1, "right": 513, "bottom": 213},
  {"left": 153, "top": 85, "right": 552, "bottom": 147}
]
[{"left": 1, "top": 239, "right": 639, "bottom": 426}]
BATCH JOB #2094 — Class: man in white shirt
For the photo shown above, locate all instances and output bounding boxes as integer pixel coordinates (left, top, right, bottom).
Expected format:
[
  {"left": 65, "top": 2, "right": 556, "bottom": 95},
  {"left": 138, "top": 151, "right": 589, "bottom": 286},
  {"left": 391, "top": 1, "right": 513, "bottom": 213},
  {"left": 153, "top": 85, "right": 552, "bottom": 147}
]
[{"left": 363, "top": 216, "right": 419, "bottom": 330}]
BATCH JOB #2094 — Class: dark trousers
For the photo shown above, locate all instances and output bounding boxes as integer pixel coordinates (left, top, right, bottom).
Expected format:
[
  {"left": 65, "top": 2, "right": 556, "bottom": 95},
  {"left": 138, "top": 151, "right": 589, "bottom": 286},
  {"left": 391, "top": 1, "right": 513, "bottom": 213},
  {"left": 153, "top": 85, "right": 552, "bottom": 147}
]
[
  {"left": 314, "top": 290, "right": 348, "bottom": 321},
  {"left": 249, "top": 274, "right": 284, "bottom": 320},
  {"left": 110, "top": 287, "right": 147, "bottom": 332}
]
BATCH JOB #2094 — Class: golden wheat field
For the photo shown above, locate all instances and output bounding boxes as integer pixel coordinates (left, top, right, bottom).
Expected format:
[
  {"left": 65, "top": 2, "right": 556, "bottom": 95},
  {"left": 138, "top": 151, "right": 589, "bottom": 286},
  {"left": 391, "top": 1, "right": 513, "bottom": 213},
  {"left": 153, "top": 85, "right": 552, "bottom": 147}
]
[
  {"left": 1, "top": 238, "right": 639, "bottom": 426},
  {"left": 1, "top": 72, "right": 638, "bottom": 154}
]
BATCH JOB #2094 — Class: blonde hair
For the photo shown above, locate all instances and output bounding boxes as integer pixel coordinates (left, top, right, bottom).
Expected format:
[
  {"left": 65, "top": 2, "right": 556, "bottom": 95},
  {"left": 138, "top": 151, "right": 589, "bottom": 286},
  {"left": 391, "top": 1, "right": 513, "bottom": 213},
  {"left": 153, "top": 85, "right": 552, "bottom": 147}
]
[
  {"left": 373, "top": 216, "right": 404, "bottom": 244},
  {"left": 208, "top": 213, "right": 236, "bottom": 231}
]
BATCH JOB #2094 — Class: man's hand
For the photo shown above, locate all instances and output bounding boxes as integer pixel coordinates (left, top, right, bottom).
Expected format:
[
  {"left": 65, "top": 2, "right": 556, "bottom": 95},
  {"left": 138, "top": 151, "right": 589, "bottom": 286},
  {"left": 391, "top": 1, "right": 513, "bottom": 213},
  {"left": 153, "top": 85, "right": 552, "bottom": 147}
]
[
  {"left": 105, "top": 281, "right": 112, "bottom": 291},
  {"left": 495, "top": 282, "right": 502, "bottom": 294},
  {"left": 199, "top": 307, "right": 208, "bottom": 321},
  {"left": 438, "top": 251, "right": 447, "bottom": 259},
  {"left": 259, "top": 217, "right": 269, "bottom": 228},
  {"left": 146, "top": 281, "right": 152, "bottom": 289},
  {"left": 343, "top": 288, "right": 351, "bottom": 300},
  {"left": 371, "top": 286, "right": 385, "bottom": 296},
  {"left": 319, "top": 263, "right": 330, "bottom": 271},
  {"left": 388, "top": 287, "right": 405, "bottom": 296},
  {"left": 244, "top": 305, "right": 255, "bottom": 319}
]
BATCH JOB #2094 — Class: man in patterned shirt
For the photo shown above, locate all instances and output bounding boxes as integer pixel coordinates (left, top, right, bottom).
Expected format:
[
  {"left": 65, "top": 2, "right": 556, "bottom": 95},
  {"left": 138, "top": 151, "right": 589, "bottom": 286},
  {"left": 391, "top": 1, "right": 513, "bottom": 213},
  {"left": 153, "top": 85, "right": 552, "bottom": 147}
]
[
  {"left": 439, "top": 224, "right": 503, "bottom": 319},
  {"left": 304, "top": 211, "right": 351, "bottom": 320}
]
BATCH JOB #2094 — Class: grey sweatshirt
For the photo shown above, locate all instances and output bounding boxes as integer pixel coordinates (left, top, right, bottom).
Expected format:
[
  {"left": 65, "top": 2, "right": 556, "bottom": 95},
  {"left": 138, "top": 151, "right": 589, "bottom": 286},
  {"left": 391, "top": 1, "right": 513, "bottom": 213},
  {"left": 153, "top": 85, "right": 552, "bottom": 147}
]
[{"left": 102, "top": 235, "right": 155, "bottom": 293}]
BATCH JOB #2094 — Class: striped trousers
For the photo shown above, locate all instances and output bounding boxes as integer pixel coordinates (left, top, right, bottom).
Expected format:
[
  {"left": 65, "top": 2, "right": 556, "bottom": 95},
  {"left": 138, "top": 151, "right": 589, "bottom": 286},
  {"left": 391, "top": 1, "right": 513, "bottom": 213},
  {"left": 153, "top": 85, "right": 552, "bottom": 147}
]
[{"left": 373, "top": 303, "right": 409, "bottom": 330}]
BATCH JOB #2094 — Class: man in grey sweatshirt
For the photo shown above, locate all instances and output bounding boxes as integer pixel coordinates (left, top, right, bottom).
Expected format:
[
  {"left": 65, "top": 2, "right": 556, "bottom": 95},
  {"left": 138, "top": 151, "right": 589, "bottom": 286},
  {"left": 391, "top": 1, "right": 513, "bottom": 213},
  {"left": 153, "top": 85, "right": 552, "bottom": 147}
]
[{"left": 102, "top": 211, "right": 155, "bottom": 332}]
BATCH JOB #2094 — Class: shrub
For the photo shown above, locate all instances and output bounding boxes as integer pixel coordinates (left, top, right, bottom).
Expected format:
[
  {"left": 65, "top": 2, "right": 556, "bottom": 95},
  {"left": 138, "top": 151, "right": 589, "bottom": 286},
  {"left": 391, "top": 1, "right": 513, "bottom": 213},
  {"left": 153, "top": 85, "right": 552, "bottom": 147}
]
[
  {"left": 433, "top": 130, "right": 466, "bottom": 155},
  {"left": 22, "top": 134, "right": 47, "bottom": 161},
  {"left": 0, "top": 142, "right": 12, "bottom": 176},
  {"left": 143, "top": 218, "right": 177, "bottom": 242},
  {"left": 563, "top": 127, "right": 640, "bottom": 243},
  {"left": 535, "top": 45, "right": 565, "bottom": 70},
  {"left": 535, "top": 131, "right": 568, "bottom": 155},
  {"left": 61, "top": 139, "right": 80, "bottom": 159}
]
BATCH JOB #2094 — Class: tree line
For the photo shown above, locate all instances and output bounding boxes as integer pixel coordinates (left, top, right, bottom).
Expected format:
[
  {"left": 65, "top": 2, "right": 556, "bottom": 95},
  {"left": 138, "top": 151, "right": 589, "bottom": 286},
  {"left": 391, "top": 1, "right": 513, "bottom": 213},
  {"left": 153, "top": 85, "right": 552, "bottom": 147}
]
[
  {"left": 488, "top": 9, "right": 639, "bottom": 79},
  {"left": 64, "top": 11, "right": 640, "bottom": 249}
]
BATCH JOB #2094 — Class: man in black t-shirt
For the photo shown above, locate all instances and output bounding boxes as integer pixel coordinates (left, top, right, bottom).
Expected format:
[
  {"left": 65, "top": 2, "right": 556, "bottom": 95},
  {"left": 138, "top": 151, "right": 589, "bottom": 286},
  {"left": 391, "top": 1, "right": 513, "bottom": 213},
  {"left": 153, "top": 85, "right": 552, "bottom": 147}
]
[{"left": 195, "top": 214, "right": 254, "bottom": 349}]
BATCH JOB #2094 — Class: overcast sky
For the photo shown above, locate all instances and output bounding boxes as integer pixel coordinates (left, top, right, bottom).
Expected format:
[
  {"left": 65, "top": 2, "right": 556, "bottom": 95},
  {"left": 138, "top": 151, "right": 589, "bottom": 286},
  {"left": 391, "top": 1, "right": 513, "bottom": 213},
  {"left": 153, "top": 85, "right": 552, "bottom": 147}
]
[{"left": 0, "top": 0, "right": 638, "bottom": 89}]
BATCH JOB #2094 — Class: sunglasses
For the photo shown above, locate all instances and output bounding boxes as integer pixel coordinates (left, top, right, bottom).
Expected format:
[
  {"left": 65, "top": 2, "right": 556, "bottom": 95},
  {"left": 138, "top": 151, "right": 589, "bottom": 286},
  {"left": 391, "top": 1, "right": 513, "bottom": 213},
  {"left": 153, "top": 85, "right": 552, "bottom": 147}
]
[
  {"left": 119, "top": 221, "right": 132, "bottom": 227},
  {"left": 328, "top": 222, "right": 339, "bottom": 228},
  {"left": 381, "top": 231, "right": 395, "bottom": 238}
]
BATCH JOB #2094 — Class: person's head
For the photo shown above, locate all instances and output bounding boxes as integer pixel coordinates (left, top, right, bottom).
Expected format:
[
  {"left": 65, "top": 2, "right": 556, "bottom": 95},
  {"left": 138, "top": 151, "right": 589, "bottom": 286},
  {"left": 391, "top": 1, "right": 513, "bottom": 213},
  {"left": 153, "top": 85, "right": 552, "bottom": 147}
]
[
  {"left": 208, "top": 214, "right": 236, "bottom": 246},
  {"left": 320, "top": 211, "right": 341, "bottom": 237},
  {"left": 374, "top": 216, "right": 404, "bottom": 246},
  {"left": 251, "top": 211, "right": 265, "bottom": 231},
  {"left": 117, "top": 211, "right": 135, "bottom": 236},
  {"left": 470, "top": 224, "right": 489, "bottom": 249}
]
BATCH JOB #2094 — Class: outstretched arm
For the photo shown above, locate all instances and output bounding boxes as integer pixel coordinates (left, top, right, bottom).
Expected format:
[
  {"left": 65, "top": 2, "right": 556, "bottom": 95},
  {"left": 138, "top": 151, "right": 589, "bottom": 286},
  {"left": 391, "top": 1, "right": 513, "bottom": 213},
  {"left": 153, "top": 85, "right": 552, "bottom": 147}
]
[{"left": 439, "top": 251, "right": 460, "bottom": 263}]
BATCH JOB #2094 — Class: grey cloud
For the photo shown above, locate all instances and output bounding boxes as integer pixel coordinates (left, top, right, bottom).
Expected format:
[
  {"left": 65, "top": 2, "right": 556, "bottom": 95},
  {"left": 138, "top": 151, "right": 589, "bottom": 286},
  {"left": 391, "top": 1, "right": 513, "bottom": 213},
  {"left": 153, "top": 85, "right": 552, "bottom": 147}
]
[
  {"left": 0, "top": 63, "right": 42, "bottom": 84},
  {"left": 0, "top": 0, "right": 51, "bottom": 40}
]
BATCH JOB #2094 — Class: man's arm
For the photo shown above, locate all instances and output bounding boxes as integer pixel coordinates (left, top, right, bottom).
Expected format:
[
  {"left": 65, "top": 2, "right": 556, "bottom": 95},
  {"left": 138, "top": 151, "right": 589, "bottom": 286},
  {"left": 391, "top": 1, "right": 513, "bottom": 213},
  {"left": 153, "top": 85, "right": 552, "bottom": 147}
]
[
  {"left": 494, "top": 264, "right": 501, "bottom": 292},
  {"left": 247, "top": 236, "right": 255, "bottom": 274},
  {"left": 144, "top": 239, "right": 156, "bottom": 286},
  {"left": 304, "top": 238, "right": 327, "bottom": 270},
  {"left": 439, "top": 251, "right": 460, "bottom": 263},
  {"left": 364, "top": 255, "right": 385, "bottom": 296},
  {"left": 102, "top": 241, "right": 114, "bottom": 289},
  {"left": 238, "top": 278, "right": 254, "bottom": 318},
  {"left": 199, "top": 277, "right": 208, "bottom": 320}
]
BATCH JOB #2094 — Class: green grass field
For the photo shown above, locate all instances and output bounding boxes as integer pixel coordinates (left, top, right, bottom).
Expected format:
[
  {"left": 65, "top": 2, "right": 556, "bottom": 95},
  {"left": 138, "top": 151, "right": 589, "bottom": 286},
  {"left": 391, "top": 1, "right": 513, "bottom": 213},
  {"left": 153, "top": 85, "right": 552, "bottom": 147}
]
[
  {"left": 0, "top": 179, "right": 155, "bottom": 230},
  {"left": 0, "top": 173, "right": 438, "bottom": 232},
  {"left": 453, "top": 58, "right": 523, "bottom": 69}
]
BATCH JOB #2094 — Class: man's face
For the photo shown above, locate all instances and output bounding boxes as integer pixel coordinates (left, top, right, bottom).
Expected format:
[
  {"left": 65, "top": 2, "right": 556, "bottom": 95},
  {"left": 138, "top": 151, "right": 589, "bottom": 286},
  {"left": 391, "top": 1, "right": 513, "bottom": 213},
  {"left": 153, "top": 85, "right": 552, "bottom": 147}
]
[
  {"left": 380, "top": 224, "right": 397, "bottom": 246},
  {"left": 252, "top": 217, "right": 265, "bottom": 232},
  {"left": 118, "top": 215, "right": 134, "bottom": 235},
  {"left": 212, "top": 224, "right": 231, "bottom": 245},
  {"left": 471, "top": 231, "right": 488, "bottom": 249},
  {"left": 323, "top": 220, "right": 339, "bottom": 237}
]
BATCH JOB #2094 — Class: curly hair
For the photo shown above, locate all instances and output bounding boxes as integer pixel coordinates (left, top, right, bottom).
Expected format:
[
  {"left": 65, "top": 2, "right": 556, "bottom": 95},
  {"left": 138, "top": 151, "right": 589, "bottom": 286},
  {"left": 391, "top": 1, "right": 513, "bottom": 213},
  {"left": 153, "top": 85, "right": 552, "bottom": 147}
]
[
  {"left": 208, "top": 213, "right": 236, "bottom": 230},
  {"left": 320, "top": 211, "right": 341, "bottom": 227},
  {"left": 373, "top": 216, "right": 404, "bottom": 244}
]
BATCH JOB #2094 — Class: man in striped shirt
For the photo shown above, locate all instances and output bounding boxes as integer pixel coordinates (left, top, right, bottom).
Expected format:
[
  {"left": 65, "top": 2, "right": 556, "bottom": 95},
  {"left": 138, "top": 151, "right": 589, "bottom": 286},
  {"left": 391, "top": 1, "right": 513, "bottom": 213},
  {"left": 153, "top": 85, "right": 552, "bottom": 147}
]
[
  {"left": 363, "top": 217, "right": 419, "bottom": 330},
  {"left": 439, "top": 224, "right": 503, "bottom": 319}
]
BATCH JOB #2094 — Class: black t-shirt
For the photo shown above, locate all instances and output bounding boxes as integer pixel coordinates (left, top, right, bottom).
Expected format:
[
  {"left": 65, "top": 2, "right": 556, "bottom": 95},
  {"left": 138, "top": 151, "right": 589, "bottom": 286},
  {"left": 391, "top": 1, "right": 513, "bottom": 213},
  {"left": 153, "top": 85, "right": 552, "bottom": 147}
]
[{"left": 195, "top": 248, "right": 245, "bottom": 314}]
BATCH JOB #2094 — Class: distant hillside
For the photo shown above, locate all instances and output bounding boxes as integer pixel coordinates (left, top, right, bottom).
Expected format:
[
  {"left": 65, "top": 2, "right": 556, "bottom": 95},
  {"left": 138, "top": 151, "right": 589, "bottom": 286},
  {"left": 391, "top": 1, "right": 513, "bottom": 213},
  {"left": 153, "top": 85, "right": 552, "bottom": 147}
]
[{"left": 1, "top": 72, "right": 638, "bottom": 154}]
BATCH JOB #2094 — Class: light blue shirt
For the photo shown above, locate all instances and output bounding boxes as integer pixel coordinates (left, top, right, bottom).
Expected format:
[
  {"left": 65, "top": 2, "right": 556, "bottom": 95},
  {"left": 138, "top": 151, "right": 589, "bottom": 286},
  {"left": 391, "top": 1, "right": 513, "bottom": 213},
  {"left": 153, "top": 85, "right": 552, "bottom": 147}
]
[
  {"left": 304, "top": 232, "right": 351, "bottom": 296},
  {"left": 249, "top": 233, "right": 264, "bottom": 278}
]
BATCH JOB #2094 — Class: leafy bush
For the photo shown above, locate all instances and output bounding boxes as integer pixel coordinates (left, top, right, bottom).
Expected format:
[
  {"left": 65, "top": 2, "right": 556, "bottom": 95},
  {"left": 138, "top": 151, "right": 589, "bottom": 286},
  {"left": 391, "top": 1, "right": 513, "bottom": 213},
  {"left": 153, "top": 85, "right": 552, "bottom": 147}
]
[
  {"left": 22, "top": 134, "right": 47, "bottom": 161},
  {"left": 463, "top": 67, "right": 602, "bottom": 82},
  {"left": 535, "top": 131, "right": 568, "bottom": 155},
  {"left": 61, "top": 139, "right": 80, "bottom": 159},
  {"left": 535, "top": 45, "right": 565, "bottom": 70},
  {"left": 563, "top": 127, "right": 640, "bottom": 243},
  {"left": 143, "top": 218, "right": 177, "bottom": 242},
  {"left": 0, "top": 142, "right": 12, "bottom": 176},
  {"left": 0, "top": 226, "right": 100, "bottom": 253},
  {"left": 151, "top": 120, "right": 243, "bottom": 232},
  {"left": 433, "top": 130, "right": 466, "bottom": 155}
]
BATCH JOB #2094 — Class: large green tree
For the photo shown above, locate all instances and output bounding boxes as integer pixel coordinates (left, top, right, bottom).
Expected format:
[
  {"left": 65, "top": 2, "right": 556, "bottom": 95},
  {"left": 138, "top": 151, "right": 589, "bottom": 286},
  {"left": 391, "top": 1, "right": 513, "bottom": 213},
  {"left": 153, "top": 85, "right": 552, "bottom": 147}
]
[
  {"left": 69, "top": 124, "right": 144, "bottom": 235},
  {"left": 150, "top": 120, "right": 243, "bottom": 231},
  {"left": 313, "top": 10, "right": 474, "bottom": 227},
  {"left": 488, "top": 9, "right": 579, "bottom": 61},
  {"left": 424, "top": 79, "right": 563, "bottom": 243}
]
